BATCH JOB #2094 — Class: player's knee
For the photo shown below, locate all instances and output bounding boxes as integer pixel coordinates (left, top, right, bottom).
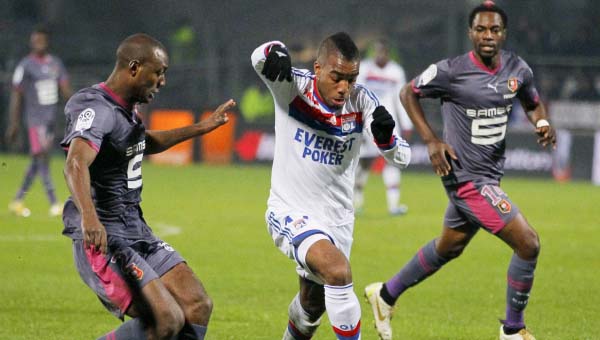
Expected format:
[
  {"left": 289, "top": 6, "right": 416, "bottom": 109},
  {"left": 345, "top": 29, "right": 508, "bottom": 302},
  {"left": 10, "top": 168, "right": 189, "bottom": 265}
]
[
  {"left": 154, "top": 305, "right": 185, "bottom": 339},
  {"left": 521, "top": 230, "right": 540, "bottom": 260},
  {"left": 321, "top": 263, "right": 352, "bottom": 286},
  {"left": 185, "top": 294, "right": 213, "bottom": 322},
  {"left": 438, "top": 244, "right": 466, "bottom": 260}
]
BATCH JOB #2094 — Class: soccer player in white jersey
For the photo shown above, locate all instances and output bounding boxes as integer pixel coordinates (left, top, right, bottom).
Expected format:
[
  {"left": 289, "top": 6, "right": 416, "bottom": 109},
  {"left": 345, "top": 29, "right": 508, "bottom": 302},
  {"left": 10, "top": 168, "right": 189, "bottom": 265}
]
[
  {"left": 252, "top": 32, "right": 411, "bottom": 340},
  {"left": 354, "top": 40, "right": 413, "bottom": 215}
]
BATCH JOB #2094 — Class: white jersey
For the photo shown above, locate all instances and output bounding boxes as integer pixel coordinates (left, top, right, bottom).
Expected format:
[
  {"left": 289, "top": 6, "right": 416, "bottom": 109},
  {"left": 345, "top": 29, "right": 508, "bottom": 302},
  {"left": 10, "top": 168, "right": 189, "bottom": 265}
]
[
  {"left": 357, "top": 59, "right": 413, "bottom": 157},
  {"left": 252, "top": 41, "right": 411, "bottom": 227}
]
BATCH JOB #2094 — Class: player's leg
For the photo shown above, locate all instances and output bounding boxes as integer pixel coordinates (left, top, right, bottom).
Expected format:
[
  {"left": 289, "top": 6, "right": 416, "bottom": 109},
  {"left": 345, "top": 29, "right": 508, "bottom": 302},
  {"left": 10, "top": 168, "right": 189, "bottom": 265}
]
[
  {"left": 9, "top": 155, "right": 37, "bottom": 216},
  {"left": 283, "top": 277, "right": 325, "bottom": 340},
  {"left": 496, "top": 213, "right": 540, "bottom": 338},
  {"left": 381, "top": 164, "right": 407, "bottom": 215},
  {"left": 160, "top": 263, "right": 212, "bottom": 339},
  {"left": 365, "top": 201, "right": 478, "bottom": 339},
  {"left": 72, "top": 237, "right": 185, "bottom": 340},
  {"left": 353, "top": 158, "right": 373, "bottom": 213},
  {"left": 36, "top": 126, "right": 61, "bottom": 214},
  {"left": 302, "top": 238, "right": 361, "bottom": 340}
]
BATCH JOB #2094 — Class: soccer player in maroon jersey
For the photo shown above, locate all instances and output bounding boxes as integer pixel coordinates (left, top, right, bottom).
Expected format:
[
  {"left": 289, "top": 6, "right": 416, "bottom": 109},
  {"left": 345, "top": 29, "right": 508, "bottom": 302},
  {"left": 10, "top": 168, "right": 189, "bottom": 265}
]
[
  {"left": 62, "top": 33, "right": 234, "bottom": 340},
  {"left": 365, "top": 2, "right": 555, "bottom": 340}
]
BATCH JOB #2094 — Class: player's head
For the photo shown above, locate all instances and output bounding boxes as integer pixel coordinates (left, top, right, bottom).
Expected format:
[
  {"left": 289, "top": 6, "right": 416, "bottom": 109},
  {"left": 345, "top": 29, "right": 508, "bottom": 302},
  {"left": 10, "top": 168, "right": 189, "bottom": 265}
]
[
  {"left": 314, "top": 32, "right": 360, "bottom": 109},
  {"left": 373, "top": 39, "right": 390, "bottom": 68},
  {"left": 30, "top": 24, "right": 50, "bottom": 56},
  {"left": 468, "top": 1, "right": 507, "bottom": 60},
  {"left": 115, "top": 33, "right": 169, "bottom": 104}
]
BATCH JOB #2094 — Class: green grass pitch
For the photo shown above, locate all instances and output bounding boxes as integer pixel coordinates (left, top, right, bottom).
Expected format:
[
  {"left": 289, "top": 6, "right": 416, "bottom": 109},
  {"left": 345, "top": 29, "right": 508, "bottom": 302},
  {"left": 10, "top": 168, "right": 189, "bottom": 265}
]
[{"left": 0, "top": 153, "right": 598, "bottom": 339}]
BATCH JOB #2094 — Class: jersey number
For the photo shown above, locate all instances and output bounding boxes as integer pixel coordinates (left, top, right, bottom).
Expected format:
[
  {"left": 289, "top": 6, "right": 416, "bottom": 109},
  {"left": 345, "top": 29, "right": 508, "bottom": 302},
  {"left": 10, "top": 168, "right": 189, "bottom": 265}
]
[
  {"left": 471, "top": 116, "right": 507, "bottom": 145},
  {"left": 127, "top": 154, "right": 143, "bottom": 189}
]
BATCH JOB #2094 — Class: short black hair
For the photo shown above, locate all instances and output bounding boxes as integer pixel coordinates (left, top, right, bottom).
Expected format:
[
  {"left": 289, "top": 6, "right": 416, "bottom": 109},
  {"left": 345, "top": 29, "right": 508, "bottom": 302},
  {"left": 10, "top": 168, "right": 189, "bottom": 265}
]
[
  {"left": 317, "top": 32, "right": 360, "bottom": 62},
  {"left": 469, "top": 1, "right": 508, "bottom": 28}
]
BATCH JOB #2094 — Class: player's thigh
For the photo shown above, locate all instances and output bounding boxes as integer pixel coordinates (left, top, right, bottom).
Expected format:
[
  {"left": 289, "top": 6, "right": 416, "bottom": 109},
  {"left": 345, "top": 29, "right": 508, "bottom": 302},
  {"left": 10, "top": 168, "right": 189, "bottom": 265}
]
[
  {"left": 445, "top": 181, "right": 520, "bottom": 234},
  {"left": 72, "top": 238, "right": 174, "bottom": 320},
  {"left": 495, "top": 212, "right": 540, "bottom": 259},
  {"left": 161, "top": 262, "right": 210, "bottom": 310}
]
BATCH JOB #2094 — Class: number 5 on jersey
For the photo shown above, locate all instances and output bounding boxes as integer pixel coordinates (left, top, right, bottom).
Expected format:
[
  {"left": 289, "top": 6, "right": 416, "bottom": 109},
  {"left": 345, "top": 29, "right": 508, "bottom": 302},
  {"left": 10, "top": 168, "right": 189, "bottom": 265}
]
[{"left": 127, "top": 154, "right": 143, "bottom": 189}]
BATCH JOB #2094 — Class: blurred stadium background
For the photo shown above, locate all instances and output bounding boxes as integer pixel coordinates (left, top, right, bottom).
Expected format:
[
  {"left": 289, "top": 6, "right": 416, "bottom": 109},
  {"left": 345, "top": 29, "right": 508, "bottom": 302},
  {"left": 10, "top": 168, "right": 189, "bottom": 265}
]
[
  {"left": 1, "top": 0, "right": 600, "bottom": 181},
  {"left": 1, "top": 1, "right": 599, "bottom": 339}
]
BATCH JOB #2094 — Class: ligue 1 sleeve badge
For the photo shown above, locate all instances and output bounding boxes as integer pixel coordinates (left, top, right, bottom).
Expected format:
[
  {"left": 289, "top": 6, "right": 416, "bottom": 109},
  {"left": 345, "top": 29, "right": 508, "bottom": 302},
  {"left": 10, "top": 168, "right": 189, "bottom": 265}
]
[{"left": 507, "top": 77, "right": 519, "bottom": 93}]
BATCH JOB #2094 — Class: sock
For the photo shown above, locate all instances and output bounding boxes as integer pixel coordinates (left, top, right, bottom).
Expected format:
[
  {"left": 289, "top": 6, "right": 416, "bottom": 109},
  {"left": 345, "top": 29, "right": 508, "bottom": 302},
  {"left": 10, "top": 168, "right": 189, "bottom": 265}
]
[
  {"left": 504, "top": 254, "right": 537, "bottom": 331},
  {"left": 324, "top": 284, "right": 361, "bottom": 340},
  {"left": 97, "top": 318, "right": 147, "bottom": 340},
  {"left": 382, "top": 165, "right": 401, "bottom": 212},
  {"left": 15, "top": 158, "right": 39, "bottom": 200},
  {"left": 179, "top": 323, "right": 207, "bottom": 340},
  {"left": 385, "top": 240, "right": 449, "bottom": 303},
  {"left": 283, "top": 294, "right": 322, "bottom": 340},
  {"left": 38, "top": 158, "right": 57, "bottom": 204}
]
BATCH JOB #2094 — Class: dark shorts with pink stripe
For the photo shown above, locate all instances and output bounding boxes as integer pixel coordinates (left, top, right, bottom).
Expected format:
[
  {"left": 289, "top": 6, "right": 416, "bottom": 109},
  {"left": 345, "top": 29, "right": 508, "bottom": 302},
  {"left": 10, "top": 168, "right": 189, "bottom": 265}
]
[
  {"left": 28, "top": 125, "right": 54, "bottom": 155},
  {"left": 72, "top": 235, "right": 185, "bottom": 319},
  {"left": 443, "top": 179, "right": 520, "bottom": 234}
]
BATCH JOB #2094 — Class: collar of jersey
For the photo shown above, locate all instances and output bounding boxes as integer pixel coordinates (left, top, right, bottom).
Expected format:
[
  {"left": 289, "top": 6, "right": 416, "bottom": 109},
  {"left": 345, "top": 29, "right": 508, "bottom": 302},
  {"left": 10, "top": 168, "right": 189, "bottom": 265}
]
[
  {"left": 469, "top": 51, "right": 502, "bottom": 75},
  {"left": 99, "top": 82, "right": 134, "bottom": 113}
]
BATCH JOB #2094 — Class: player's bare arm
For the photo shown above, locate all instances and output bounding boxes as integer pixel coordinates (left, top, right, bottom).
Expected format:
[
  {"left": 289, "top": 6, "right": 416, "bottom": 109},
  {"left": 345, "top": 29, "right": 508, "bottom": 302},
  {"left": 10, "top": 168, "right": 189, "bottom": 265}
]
[
  {"left": 144, "top": 99, "right": 236, "bottom": 154},
  {"left": 5, "top": 89, "right": 23, "bottom": 143},
  {"left": 64, "top": 137, "right": 107, "bottom": 254},
  {"left": 520, "top": 98, "right": 556, "bottom": 148},
  {"left": 400, "top": 83, "right": 457, "bottom": 176}
]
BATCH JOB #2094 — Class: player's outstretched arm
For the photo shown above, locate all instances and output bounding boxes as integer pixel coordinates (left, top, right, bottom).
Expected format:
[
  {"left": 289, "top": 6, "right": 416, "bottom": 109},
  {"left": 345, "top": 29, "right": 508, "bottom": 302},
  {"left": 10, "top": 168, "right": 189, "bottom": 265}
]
[
  {"left": 371, "top": 105, "right": 411, "bottom": 169},
  {"left": 64, "top": 137, "right": 107, "bottom": 254},
  {"left": 400, "top": 83, "right": 457, "bottom": 176},
  {"left": 145, "top": 99, "right": 236, "bottom": 155},
  {"left": 521, "top": 98, "right": 556, "bottom": 149},
  {"left": 5, "top": 89, "right": 23, "bottom": 144}
]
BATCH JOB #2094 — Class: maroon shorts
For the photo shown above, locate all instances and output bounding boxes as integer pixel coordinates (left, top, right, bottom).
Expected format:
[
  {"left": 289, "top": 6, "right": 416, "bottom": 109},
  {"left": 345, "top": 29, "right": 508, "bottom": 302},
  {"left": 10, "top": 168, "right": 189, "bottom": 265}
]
[
  {"left": 72, "top": 235, "right": 185, "bottom": 319},
  {"left": 28, "top": 125, "right": 53, "bottom": 155},
  {"left": 443, "top": 180, "right": 519, "bottom": 234}
]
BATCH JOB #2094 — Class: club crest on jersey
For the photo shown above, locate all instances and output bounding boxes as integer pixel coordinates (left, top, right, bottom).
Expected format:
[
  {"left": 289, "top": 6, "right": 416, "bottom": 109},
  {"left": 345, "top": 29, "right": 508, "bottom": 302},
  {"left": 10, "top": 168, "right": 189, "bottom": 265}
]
[
  {"left": 127, "top": 263, "right": 144, "bottom": 281},
  {"left": 497, "top": 199, "right": 512, "bottom": 214},
  {"left": 341, "top": 114, "right": 356, "bottom": 133},
  {"left": 507, "top": 77, "right": 519, "bottom": 93},
  {"left": 75, "top": 108, "right": 96, "bottom": 132}
]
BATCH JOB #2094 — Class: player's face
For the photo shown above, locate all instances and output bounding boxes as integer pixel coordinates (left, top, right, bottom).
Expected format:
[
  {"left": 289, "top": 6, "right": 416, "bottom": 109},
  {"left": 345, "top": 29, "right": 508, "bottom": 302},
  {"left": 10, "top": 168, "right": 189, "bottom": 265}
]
[
  {"left": 469, "top": 12, "right": 506, "bottom": 60},
  {"left": 30, "top": 32, "right": 49, "bottom": 56},
  {"left": 134, "top": 48, "right": 169, "bottom": 104},
  {"left": 314, "top": 52, "right": 359, "bottom": 109},
  {"left": 374, "top": 43, "right": 389, "bottom": 68}
]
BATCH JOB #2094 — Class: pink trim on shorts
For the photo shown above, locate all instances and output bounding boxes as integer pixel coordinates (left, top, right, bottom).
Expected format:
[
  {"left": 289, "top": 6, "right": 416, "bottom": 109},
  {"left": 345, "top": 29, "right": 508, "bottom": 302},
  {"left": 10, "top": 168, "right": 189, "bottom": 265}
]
[
  {"left": 457, "top": 181, "right": 505, "bottom": 233},
  {"left": 85, "top": 247, "right": 133, "bottom": 314},
  {"left": 28, "top": 127, "right": 42, "bottom": 154}
]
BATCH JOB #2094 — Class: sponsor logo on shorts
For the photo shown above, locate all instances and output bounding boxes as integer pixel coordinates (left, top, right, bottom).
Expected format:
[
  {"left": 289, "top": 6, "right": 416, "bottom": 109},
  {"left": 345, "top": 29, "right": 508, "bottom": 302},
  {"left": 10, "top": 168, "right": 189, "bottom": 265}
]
[
  {"left": 159, "top": 242, "right": 174, "bottom": 252},
  {"left": 127, "top": 263, "right": 144, "bottom": 281},
  {"left": 497, "top": 199, "right": 512, "bottom": 214}
]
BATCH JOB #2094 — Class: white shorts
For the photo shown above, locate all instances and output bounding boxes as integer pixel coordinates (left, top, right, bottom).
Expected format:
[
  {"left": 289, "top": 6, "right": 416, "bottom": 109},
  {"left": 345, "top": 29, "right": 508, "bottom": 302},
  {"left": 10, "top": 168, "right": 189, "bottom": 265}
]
[{"left": 265, "top": 208, "right": 354, "bottom": 285}]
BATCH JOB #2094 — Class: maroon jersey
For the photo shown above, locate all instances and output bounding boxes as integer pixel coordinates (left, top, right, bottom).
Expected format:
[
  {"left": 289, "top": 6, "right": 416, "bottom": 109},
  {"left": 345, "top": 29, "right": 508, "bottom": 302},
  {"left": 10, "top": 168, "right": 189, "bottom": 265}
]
[
  {"left": 61, "top": 83, "right": 148, "bottom": 240},
  {"left": 411, "top": 50, "right": 539, "bottom": 183}
]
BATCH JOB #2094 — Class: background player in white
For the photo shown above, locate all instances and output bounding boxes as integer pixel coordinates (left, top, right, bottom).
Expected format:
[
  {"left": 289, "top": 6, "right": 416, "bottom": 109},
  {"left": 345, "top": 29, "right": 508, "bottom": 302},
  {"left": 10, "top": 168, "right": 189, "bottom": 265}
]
[
  {"left": 6, "top": 25, "right": 72, "bottom": 217},
  {"left": 354, "top": 39, "right": 413, "bottom": 215},
  {"left": 62, "top": 33, "right": 234, "bottom": 340},
  {"left": 365, "top": 2, "right": 555, "bottom": 340},
  {"left": 252, "top": 32, "right": 411, "bottom": 340}
]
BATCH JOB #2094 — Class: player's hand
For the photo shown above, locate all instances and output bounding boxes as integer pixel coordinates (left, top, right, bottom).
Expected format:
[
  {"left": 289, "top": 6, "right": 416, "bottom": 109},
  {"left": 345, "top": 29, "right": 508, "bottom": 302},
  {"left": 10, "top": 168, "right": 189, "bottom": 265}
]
[
  {"left": 208, "top": 99, "right": 236, "bottom": 127},
  {"left": 535, "top": 124, "right": 556, "bottom": 149},
  {"left": 371, "top": 106, "right": 396, "bottom": 145},
  {"left": 82, "top": 218, "right": 108, "bottom": 254},
  {"left": 427, "top": 140, "right": 458, "bottom": 176},
  {"left": 261, "top": 45, "right": 292, "bottom": 82}
]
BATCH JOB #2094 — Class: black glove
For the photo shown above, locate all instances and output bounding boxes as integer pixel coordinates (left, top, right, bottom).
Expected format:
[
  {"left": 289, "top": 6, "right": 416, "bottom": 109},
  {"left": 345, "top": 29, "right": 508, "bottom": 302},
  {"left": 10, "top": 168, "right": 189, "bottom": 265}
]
[
  {"left": 261, "top": 45, "right": 292, "bottom": 82},
  {"left": 371, "top": 106, "right": 395, "bottom": 145}
]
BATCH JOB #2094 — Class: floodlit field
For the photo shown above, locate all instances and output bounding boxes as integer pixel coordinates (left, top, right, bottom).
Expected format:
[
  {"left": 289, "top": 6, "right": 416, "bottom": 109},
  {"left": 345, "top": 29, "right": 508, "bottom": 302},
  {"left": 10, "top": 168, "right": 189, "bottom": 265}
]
[{"left": 0, "top": 154, "right": 598, "bottom": 339}]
